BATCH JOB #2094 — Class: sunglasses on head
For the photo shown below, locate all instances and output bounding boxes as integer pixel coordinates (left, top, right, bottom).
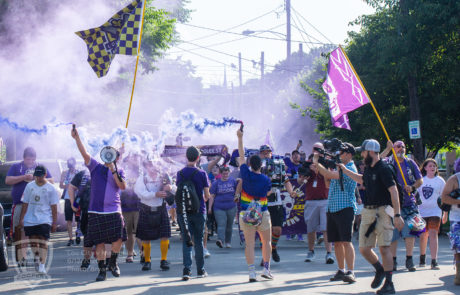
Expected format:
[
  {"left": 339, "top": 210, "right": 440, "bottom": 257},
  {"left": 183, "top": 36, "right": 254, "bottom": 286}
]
[{"left": 395, "top": 144, "right": 405, "bottom": 148}]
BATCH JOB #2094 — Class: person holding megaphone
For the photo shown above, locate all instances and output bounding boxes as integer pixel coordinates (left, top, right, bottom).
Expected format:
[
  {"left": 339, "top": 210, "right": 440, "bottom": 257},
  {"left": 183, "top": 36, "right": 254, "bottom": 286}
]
[{"left": 71, "top": 125, "right": 127, "bottom": 282}]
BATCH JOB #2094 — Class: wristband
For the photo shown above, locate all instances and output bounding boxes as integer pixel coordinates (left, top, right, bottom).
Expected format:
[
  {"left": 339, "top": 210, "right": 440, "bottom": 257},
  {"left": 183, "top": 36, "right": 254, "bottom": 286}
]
[{"left": 395, "top": 213, "right": 401, "bottom": 218}]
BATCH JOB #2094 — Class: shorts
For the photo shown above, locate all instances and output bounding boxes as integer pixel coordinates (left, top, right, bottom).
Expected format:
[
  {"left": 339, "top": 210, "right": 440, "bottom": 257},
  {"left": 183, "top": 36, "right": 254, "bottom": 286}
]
[
  {"left": 304, "top": 199, "right": 328, "bottom": 233},
  {"left": 122, "top": 211, "right": 139, "bottom": 236},
  {"left": 391, "top": 206, "right": 420, "bottom": 241},
  {"left": 327, "top": 207, "right": 354, "bottom": 242},
  {"left": 268, "top": 205, "right": 284, "bottom": 227},
  {"left": 359, "top": 206, "right": 394, "bottom": 248},
  {"left": 239, "top": 211, "right": 271, "bottom": 232},
  {"left": 85, "top": 212, "right": 127, "bottom": 247},
  {"left": 449, "top": 221, "right": 460, "bottom": 253},
  {"left": 422, "top": 216, "right": 441, "bottom": 231},
  {"left": 24, "top": 224, "right": 51, "bottom": 240},
  {"left": 64, "top": 199, "right": 75, "bottom": 221}
]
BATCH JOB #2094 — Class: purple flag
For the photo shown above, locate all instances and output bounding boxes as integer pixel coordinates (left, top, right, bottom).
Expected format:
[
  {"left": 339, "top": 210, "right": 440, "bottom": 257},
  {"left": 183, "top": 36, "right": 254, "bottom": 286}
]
[{"left": 322, "top": 47, "right": 370, "bottom": 129}]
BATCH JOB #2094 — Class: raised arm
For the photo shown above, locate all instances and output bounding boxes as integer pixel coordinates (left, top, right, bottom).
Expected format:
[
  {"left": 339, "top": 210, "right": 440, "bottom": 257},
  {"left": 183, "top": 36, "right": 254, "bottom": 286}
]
[
  {"left": 337, "top": 163, "right": 364, "bottom": 184},
  {"left": 237, "top": 129, "right": 245, "bottom": 167},
  {"left": 71, "top": 126, "right": 91, "bottom": 165}
]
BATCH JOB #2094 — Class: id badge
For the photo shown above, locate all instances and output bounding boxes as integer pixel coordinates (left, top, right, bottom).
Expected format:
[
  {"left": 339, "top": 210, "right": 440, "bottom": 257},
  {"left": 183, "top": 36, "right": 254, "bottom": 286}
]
[{"left": 312, "top": 180, "right": 317, "bottom": 188}]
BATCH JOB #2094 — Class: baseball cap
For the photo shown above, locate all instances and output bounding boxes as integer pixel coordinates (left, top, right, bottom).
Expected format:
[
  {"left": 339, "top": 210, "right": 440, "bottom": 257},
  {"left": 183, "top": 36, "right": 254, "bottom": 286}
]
[
  {"left": 341, "top": 143, "right": 356, "bottom": 155},
  {"left": 186, "top": 146, "right": 201, "bottom": 162},
  {"left": 33, "top": 165, "right": 47, "bottom": 177},
  {"left": 356, "top": 139, "right": 380, "bottom": 153},
  {"left": 259, "top": 145, "right": 272, "bottom": 152}
]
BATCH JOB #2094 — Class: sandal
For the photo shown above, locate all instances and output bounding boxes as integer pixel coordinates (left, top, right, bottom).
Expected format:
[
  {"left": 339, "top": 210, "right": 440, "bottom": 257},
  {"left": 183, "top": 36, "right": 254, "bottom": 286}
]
[{"left": 126, "top": 255, "right": 134, "bottom": 263}]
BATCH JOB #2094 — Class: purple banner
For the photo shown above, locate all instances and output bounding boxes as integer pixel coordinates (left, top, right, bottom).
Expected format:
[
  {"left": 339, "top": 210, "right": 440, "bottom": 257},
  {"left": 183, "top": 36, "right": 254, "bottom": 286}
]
[
  {"left": 332, "top": 113, "right": 351, "bottom": 130},
  {"left": 280, "top": 189, "right": 307, "bottom": 235},
  {"left": 322, "top": 47, "right": 370, "bottom": 126},
  {"left": 161, "top": 145, "right": 228, "bottom": 158}
]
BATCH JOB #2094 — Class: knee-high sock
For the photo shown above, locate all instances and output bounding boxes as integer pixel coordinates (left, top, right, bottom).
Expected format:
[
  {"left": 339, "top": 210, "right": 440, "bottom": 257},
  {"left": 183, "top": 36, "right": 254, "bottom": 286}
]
[
  {"left": 271, "top": 232, "right": 281, "bottom": 249},
  {"left": 142, "top": 242, "right": 151, "bottom": 262},
  {"left": 160, "top": 240, "right": 169, "bottom": 260}
]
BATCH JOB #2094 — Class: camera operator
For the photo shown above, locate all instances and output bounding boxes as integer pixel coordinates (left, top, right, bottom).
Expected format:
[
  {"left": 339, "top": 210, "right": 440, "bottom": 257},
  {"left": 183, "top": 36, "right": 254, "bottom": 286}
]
[
  {"left": 313, "top": 142, "right": 358, "bottom": 284},
  {"left": 338, "top": 139, "right": 404, "bottom": 295},
  {"left": 259, "top": 144, "right": 284, "bottom": 263},
  {"left": 303, "top": 143, "right": 334, "bottom": 264},
  {"left": 441, "top": 168, "right": 460, "bottom": 285}
]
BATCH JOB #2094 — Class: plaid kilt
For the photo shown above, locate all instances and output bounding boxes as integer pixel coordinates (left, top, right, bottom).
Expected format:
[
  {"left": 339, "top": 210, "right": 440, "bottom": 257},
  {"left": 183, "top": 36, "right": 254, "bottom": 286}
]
[
  {"left": 85, "top": 212, "right": 127, "bottom": 247},
  {"left": 136, "top": 203, "right": 171, "bottom": 241}
]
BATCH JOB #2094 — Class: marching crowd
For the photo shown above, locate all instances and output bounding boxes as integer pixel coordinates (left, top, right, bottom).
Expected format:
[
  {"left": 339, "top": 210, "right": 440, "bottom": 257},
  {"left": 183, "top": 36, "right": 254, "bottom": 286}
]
[{"left": 4, "top": 125, "right": 460, "bottom": 295}]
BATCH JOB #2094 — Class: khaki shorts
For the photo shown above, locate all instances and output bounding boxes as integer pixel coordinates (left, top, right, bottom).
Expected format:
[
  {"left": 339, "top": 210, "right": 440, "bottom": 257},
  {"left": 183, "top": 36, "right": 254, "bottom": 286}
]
[
  {"left": 122, "top": 211, "right": 139, "bottom": 236},
  {"left": 239, "top": 211, "right": 271, "bottom": 233},
  {"left": 359, "top": 206, "right": 394, "bottom": 248}
]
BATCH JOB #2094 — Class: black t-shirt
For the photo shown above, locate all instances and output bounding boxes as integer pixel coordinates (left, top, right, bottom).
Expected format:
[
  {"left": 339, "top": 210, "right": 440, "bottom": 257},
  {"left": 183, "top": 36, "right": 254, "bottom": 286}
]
[
  {"left": 71, "top": 170, "right": 91, "bottom": 210},
  {"left": 363, "top": 160, "right": 395, "bottom": 206}
]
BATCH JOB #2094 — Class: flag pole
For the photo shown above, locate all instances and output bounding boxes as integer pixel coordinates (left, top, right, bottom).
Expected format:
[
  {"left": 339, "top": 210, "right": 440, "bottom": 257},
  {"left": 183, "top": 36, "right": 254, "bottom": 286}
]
[
  {"left": 125, "top": 0, "right": 147, "bottom": 129},
  {"left": 338, "top": 46, "right": 408, "bottom": 186}
]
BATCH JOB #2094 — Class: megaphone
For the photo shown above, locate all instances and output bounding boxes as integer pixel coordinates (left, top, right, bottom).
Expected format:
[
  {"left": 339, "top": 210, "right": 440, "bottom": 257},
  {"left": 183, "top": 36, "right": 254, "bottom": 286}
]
[{"left": 100, "top": 146, "right": 119, "bottom": 164}]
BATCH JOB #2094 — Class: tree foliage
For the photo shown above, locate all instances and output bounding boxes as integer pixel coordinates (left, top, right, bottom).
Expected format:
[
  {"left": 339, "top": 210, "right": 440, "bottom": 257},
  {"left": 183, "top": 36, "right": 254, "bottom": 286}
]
[{"left": 296, "top": 0, "right": 460, "bottom": 158}]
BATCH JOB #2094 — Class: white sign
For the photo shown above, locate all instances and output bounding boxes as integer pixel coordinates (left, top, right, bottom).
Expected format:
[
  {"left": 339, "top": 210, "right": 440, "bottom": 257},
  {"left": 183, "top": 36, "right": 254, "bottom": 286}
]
[{"left": 408, "top": 120, "right": 421, "bottom": 139}]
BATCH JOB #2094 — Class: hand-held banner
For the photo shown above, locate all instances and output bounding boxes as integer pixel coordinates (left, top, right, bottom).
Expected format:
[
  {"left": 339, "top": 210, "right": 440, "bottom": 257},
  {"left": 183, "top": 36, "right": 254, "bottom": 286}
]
[{"left": 322, "top": 47, "right": 370, "bottom": 129}]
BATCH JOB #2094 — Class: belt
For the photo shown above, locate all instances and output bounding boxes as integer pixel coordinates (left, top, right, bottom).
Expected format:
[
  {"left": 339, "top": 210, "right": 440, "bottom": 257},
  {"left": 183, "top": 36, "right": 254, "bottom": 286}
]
[
  {"left": 364, "top": 205, "right": 380, "bottom": 209},
  {"left": 140, "top": 203, "right": 163, "bottom": 212}
]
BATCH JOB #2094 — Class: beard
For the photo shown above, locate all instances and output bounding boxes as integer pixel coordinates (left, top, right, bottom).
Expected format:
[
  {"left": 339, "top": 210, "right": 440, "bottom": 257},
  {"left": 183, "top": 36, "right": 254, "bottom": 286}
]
[
  {"left": 364, "top": 154, "right": 373, "bottom": 167},
  {"left": 396, "top": 152, "right": 404, "bottom": 158}
]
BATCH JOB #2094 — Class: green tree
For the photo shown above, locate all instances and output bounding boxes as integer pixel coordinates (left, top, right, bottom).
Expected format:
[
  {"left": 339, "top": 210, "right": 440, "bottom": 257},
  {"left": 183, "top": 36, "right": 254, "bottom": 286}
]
[{"left": 296, "top": 0, "right": 460, "bottom": 162}]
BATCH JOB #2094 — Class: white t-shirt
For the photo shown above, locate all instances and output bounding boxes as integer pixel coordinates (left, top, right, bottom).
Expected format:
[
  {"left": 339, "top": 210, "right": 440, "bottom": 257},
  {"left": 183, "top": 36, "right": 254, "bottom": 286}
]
[
  {"left": 417, "top": 176, "right": 445, "bottom": 218},
  {"left": 22, "top": 181, "right": 60, "bottom": 226},
  {"left": 449, "top": 173, "right": 460, "bottom": 222}
]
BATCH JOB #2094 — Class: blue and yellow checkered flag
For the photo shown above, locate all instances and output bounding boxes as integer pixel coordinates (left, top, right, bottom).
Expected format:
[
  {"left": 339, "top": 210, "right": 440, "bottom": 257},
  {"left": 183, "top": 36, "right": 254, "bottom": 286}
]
[{"left": 76, "top": 0, "right": 143, "bottom": 78}]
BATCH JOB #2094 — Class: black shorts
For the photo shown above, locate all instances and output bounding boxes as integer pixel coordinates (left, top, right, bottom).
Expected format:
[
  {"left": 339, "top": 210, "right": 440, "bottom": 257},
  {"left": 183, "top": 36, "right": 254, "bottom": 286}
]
[
  {"left": 24, "top": 224, "right": 51, "bottom": 240},
  {"left": 64, "top": 199, "right": 75, "bottom": 221},
  {"left": 268, "top": 205, "right": 284, "bottom": 228},
  {"left": 327, "top": 207, "right": 354, "bottom": 242}
]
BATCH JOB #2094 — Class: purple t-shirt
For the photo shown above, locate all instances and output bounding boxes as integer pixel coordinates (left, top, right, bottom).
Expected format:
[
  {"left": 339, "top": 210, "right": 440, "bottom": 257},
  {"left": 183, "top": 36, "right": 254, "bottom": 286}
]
[
  {"left": 86, "top": 158, "right": 124, "bottom": 213},
  {"left": 392, "top": 158, "right": 422, "bottom": 207},
  {"left": 210, "top": 178, "right": 238, "bottom": 211},
  {"left": 7, "top": 162, "right": 53, "bottom": 205},
  {"left": 176, "top": 167, "right": 209, "bottom": 215}
]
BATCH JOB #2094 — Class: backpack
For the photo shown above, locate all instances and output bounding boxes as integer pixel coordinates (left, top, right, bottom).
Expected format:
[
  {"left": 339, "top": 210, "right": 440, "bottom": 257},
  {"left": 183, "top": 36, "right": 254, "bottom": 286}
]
[
  {"left": 175, "top": 169, "right": 201, "bottom": 214},
  {"left": 388, "top": 163, "right": 405, "bottom": 209}
]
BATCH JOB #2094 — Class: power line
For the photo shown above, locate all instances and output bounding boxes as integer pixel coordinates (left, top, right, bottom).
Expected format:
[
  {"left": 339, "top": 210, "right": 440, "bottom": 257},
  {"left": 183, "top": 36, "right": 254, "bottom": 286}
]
[
  {"left": 290, "top": 10, "right": 313, "bottom": 52},
  {"left": 291, "top": 6, "right": 334, "bottom": 44},
  {"left": 179, "top": 22, "right": 334, "bottom": 46},
  {"left": 186, "top": 6, "right": 283, "bottom": 43},
  {"left": 169, "top": 24, "right": 285, "bottom": 54}
]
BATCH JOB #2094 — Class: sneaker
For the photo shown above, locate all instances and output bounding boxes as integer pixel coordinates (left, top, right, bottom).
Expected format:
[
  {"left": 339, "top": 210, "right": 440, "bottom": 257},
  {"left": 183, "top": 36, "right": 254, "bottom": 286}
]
[
  {"left": 37, "top": 263, "right": 47, "bottom": 274},
  {"left": 376, "top": 280, "right": 395, "bottom": 294},
  {"left": 67, "top": 239, "right": 74, "bottom": 246},
  {"left": 316, "top": 234, "right": 324, "bottom": 245},
  {"left": 405, "top": 257, "right": 416, "bottom": 272},
  {"left": 342, "top": 271, "right": 356, "bottom": 284},
  {"left": 125, "top": 255, "right": 134, "bottom": 263},
  {"left": 249, "top": 270, "right": 257, "bottom": 282},
  {"left": 325, "top": 253, "right": 335, "bottom": 264},
  {"left": 305, "top": 251, "right": 315, "bottom": 262},
  {"left": 197, "top": 269, "right": 208, "bottom": 278},
  {"left": 182, "top": 268, "right": 191, "bottom": 281},
  {"left": 371, "top": 270, "right": 385, "bottom": 289},
  {"left": 297, "top": 235, "right": 304, "bottom": 241},
  {"left": 330, "top": 270, "right": 345, "bottom": 281},
  {"left": 261, "top": 268, "right": 274, "bottom": 280},
  {"left": 225, "top": 243, "right": 232, "bottom": 248},
  {"left": 204, "top": 248, "right": 211, "bottom": 258},
  {"left": 216, "top": 240, "right": 223, "bottom": 248},
  {"left": 109, "top": 261, "right": 120, "bottom": 277},
  {"left": 286, "top": 235, "right": 292, "bottom": 241},
  {"left": 272, "top": 248, "right": 280, "bottom": 262},
  {"left": 419, "top": 255, "right": 426, "bottom": 267},
  {"left": 431, "top": 260, "right": 440, "bottom": 270},
  {"left": 81, "top": 258, "right": 90, "bottom": 270},
  {"left": 160, "top": 260, "right": 170, "bottom": 271},
  {"left": 142, "top": 262, "right": 151, "bottom": 271},
  {"left": 75, "top": 236, "right": 81, "bottom": 245}
]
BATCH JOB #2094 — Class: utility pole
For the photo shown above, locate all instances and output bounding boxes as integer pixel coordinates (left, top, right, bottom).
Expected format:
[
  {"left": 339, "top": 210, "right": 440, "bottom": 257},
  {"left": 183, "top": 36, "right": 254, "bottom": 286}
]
[{"left": 286, "top": 0, "right": 291, "bottom": 68}]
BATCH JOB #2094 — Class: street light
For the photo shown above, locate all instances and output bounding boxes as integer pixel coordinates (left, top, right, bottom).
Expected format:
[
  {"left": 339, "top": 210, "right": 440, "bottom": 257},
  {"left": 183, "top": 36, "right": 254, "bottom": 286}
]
[{"left": 242, "top": 29, "right": 286, "bottom": 39}]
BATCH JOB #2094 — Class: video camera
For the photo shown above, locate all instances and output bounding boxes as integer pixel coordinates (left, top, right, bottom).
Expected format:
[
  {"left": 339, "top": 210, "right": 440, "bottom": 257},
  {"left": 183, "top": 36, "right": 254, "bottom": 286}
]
[
  {"left": 314, "top": 138, "right": 349, "bottom": 191},
  {"left": 261, "top": 156, "right": 287, "bottom": 188}
]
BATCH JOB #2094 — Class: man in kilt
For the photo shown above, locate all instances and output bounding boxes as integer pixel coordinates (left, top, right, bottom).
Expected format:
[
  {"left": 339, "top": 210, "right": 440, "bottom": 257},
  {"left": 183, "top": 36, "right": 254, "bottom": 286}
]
[
  {"left": 134, "top": 160, "right": 172, "bottom": 271},
  {"left": 71, "top": 127, "right": 127, "bottom": 281}
]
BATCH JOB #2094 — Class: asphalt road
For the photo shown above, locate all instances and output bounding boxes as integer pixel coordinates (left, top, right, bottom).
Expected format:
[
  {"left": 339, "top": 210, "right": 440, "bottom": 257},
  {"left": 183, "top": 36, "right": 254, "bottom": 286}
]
[{"left": 0, "top": 224, "right": 458, "bottom": 295}]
